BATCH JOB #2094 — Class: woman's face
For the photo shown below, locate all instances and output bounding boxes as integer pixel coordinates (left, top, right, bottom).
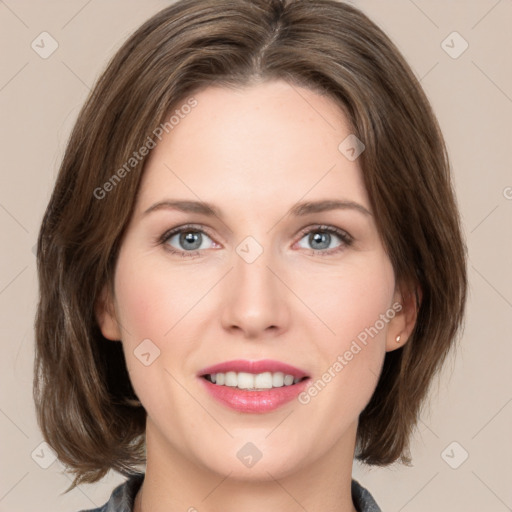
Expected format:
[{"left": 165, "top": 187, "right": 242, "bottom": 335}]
[{"left": 98, "top": 79, "right": 410, "bottom": 481}]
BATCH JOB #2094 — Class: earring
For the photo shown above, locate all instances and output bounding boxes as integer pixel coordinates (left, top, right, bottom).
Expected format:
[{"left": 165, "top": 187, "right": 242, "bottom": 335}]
[{"left": 395, "top": 335, "right": 401, "bottom": 344}]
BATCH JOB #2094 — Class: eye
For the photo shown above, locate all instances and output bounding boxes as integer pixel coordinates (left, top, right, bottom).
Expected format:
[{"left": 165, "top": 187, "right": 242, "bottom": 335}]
[
  {"left": 158, "top": 223, "right": 353, "bottom": 258},
  {"left": 159, "top": 224, "right": 218, "bottom": 257},
  {"left": 296, "top": 225, "right": 353, "bottom": 255}
]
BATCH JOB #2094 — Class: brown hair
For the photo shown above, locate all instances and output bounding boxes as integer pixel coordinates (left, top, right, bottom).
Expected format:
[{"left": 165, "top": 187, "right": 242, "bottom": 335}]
[{"left": 34, "top": 0, "right": 467, "bottom": 490}]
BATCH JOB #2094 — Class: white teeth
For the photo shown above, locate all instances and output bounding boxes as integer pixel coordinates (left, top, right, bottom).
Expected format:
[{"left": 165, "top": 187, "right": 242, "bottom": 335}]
[
  {"left": 284, "top": 374, "right": 294, "bottom": 386},
  {"left": 272, "top": 371, "right": 284, "bottom": 387},
  {"left": 254, "top": 372, "right": 273, "bottom": 388},
  {"left": 207, "top": 371, "right": 303, "bottom": 390},
  {"left": 225, "top": 371, "right": 237, "bottom": 387},
  {"left": 237, "top": 372, "right": 255, "bottom": 389}
]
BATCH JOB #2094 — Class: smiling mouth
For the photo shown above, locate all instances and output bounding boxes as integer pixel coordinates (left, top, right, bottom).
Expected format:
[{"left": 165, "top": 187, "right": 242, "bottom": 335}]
[{"left": 202, "top": 371, "right": 309, "bottom": 391}]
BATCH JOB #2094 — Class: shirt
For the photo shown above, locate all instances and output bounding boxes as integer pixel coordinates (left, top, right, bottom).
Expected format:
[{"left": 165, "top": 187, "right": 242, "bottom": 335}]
[{"left": 79, "top": 472, "right": 382, "bottom": 512}]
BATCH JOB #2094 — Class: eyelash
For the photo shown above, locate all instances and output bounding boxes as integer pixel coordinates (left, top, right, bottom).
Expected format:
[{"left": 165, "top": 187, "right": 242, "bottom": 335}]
[{"left": 157, "top": 223, "right": 354, "bottom": 258}]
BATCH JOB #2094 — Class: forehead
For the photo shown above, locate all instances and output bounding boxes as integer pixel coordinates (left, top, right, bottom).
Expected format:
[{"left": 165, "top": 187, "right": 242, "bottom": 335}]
[{"left": 136, "top": 79, "right": 370, "bottom": 215}]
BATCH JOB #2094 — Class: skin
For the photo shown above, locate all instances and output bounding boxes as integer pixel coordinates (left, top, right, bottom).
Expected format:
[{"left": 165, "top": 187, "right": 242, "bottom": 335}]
[{"left": 96, "top": 79, "right": 418, "bottom": 512}]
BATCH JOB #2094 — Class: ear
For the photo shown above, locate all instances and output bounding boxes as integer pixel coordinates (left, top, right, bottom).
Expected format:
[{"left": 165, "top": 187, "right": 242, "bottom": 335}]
[
  {"left": 95, "top": 284, "right": 122, "bottom": 341},
  {"left": 386, "top": 280, "right": 422, "bottom": 352}
]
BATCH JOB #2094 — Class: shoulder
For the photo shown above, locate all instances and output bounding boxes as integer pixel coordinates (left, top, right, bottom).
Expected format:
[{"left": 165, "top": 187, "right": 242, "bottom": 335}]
[
  {"left": 351, "top": 478, "right": 382, "bottom": 512},
  {"left": 76, "top": 473, "right": 145, "bottom": 512}
]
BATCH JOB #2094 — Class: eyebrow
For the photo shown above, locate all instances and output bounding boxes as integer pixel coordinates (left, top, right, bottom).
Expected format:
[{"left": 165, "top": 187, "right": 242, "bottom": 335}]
[{"left": 143, "top": 198, "right": 372, "bottom": 218}]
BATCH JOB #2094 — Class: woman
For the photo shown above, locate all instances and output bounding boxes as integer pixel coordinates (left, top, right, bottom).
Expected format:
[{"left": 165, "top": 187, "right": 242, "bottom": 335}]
[{"left": 33, "top": 1, "right": 467, "bottom": 511}]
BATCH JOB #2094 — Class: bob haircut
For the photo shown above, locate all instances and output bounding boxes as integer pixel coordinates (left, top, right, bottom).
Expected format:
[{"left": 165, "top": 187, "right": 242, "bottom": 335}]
[{"left": 34, "top": 0, "right": 467, "bottom": 490}]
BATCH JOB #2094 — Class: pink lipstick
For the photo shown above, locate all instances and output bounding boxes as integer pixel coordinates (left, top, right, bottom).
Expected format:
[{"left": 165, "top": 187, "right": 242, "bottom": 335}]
[{"left": 197, "top": 359, "right": 310, "bottom": 413}]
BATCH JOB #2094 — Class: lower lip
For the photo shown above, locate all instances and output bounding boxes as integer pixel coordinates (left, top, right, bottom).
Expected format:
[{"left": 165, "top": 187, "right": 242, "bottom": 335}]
[{"left": 198, "top": 377, "right": 310, "bottom": 413}]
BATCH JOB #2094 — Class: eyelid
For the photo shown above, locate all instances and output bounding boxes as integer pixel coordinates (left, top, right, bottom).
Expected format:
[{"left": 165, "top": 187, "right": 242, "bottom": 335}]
[{"left": 159, "top": 223, "right": 215, "bottom": 239}]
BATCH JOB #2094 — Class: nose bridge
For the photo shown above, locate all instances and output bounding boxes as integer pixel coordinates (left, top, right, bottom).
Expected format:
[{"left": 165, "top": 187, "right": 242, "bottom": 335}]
[{"left": 220, "top": 238, "right": 289, "bottom": 335}]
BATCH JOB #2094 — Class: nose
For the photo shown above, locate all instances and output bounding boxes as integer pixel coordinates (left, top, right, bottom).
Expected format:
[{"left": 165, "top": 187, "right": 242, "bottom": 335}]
[{"left": 220, "top": 246, "right": 290, "bottom": 339}]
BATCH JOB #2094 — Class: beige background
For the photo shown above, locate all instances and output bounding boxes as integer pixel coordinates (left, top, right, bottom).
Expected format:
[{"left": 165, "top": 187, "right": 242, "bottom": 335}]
[{"left": 1, "top": 0, "right": 511, "bottom": 510}]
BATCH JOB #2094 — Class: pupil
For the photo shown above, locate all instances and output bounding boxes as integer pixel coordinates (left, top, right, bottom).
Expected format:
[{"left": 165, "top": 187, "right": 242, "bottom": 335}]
[
  {"left": 311, "top": 232, "right": 329, "bottom": 250},
  {"left": 181, "top": 232, "right": 201, "bottom": 250}
]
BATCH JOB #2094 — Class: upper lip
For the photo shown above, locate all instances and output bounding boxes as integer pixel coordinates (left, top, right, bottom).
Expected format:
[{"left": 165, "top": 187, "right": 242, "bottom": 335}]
[{"left": 198, "top": 359, "right": 309, "bottom": 379}]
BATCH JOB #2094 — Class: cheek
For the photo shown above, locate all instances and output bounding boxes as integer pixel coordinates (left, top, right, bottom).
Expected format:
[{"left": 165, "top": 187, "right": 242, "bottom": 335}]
[
  {"left": 306, "top": 255, "right": 395, "bottom": 345},
  {"left": 111, "top": 250, "right": 181, "bottom": 399},
  {"left": 116, "top": 274, "right": 169, "bottom": 339},
  {"left": 303, "top": 256, "right": 395, "bottom": 401},
  {"left": 111, "top": 246, "right": 216, "bottom": 413},
  {"left": 113, "top": 247, "right": 191, "bottom": 341}
]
